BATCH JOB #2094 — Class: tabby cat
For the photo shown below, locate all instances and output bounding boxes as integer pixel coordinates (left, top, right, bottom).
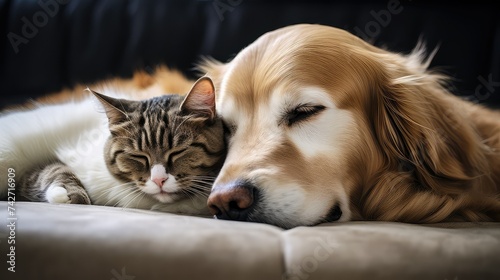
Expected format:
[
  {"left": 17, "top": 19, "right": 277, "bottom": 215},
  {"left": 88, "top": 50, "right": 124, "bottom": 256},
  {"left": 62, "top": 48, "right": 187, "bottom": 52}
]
[{"left": 0, "top": 77, "right": 226, "bottom": 215}]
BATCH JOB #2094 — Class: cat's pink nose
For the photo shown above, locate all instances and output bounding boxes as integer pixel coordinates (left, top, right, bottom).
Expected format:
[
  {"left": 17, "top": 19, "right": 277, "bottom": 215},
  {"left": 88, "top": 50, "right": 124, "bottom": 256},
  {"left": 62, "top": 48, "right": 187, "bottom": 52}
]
[
  {"left": 151, "top": 164, "right": 168, "bottom": 188},
  {"left": 152, "top": 177, "right": 167, "bottom": 188}
]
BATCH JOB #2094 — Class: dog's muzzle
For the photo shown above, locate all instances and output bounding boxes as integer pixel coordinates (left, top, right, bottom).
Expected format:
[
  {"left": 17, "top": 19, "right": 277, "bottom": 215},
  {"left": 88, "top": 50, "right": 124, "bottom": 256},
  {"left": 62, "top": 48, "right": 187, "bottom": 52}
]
[{"left": 207, "top": 181, "right": 258, "bottom": 221}]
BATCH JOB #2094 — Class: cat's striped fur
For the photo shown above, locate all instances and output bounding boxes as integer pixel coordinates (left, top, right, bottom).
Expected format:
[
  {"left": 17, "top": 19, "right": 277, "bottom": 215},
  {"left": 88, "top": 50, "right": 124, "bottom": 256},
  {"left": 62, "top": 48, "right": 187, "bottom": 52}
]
[{"left": 1, "top": 77, "right": 226, "bottom": 215}]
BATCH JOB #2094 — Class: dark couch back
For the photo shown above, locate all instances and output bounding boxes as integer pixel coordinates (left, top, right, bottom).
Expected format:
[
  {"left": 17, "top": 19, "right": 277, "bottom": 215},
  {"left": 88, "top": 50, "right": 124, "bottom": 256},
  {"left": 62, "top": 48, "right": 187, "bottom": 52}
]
[{"left": 1, "top": 0, "right": 499, "bottom": 109}]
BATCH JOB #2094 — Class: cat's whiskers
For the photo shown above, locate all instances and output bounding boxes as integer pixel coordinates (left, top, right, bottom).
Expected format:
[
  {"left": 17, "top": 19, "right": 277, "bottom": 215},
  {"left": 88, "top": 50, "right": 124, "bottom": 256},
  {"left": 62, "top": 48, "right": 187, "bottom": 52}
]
[
  {"left": 189, "top": 179, "right": 214, "bottom": 187},
  {"left": 176, "top": 176, "right": 214, "bottom": 198},
  {"left": 134, "top": 191, "right": 148, "bottom": 208},
  {"left": 178, "top": 180, "right": 212, "bottom": 198},
  {"left": 188, "top": 180, "right": 215, "bottom": 192},
  {"left": 112, "top": 187, "right": 143, "bottom": 208},
  {"left": 187, "top": 184, "right": 210, "bottom": 193},
  {"left": 184, "top": 185, "right": 210, "bottom": 198},
  {"left": 191, "top": 177, "right": 217, "bottom": 181},
  {"left": 187, "top": 175, "right": 217, "bottom": 181},
  {"left": 122, "top": 190, "right": 147, "bottom": 209},
  {"left": 181, "top": 174, "right": 216, "bottom": 182},
  {"left": 178, "top": 187, "right": 208, "bottom": 208},
  {"left": 106, "top": 188, "right": 140, "bottom": 207},
  {"left": 190, "top": 184, "right": 212, "bottom": 192},
  {"left": 92, "top": 182, "right": 136, "bottom": 206},
  {"left": 190, "top": 174, "right": 217, "bottom": 179},
  {"left": 91, "top": 181, "right": 135, "bottom": 202}
]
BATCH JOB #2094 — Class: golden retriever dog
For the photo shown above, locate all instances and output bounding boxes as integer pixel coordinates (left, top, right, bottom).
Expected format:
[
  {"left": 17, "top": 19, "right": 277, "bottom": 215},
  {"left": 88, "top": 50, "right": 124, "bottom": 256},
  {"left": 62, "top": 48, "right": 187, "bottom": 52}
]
[{"left": 203, "top": 24, "right": 500, "bottom": 228}]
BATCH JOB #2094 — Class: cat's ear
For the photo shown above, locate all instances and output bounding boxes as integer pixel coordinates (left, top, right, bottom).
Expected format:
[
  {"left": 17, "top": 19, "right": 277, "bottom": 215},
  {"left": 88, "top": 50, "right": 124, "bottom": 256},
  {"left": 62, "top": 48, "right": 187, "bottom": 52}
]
[
  {"left": 88, "top": 89, "right": 135, "bottom": 124},
  {"left": 180, "top": 77, "right": 216, "bottom": 120}
]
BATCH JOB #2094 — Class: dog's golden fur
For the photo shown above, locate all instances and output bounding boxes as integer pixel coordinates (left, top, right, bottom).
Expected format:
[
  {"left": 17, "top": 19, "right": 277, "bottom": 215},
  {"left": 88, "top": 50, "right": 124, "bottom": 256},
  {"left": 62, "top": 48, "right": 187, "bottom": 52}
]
[{"left": 201, "top": 24, "right": 500, "bottom": 225}]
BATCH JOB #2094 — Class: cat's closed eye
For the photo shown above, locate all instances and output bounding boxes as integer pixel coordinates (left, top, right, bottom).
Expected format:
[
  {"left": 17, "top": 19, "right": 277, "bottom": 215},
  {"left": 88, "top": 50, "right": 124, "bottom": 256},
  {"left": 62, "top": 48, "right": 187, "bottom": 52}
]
[{"left": 125, "top": 154, "right": 150, "bottom": 171}]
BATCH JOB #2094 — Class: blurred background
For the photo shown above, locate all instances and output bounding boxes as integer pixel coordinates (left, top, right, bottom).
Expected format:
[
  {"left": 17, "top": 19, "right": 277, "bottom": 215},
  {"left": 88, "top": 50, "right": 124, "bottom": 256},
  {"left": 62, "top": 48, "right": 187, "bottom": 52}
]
[{"left": 0, "top": 0, "right": 499, "bottom": 109}]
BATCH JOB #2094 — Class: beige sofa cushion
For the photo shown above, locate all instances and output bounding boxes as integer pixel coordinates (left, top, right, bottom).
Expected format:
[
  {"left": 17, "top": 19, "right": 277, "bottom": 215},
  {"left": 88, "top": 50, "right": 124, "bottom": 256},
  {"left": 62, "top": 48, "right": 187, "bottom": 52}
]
[{"left": 1, "top": 202, "right": 499, "bottom": 280}]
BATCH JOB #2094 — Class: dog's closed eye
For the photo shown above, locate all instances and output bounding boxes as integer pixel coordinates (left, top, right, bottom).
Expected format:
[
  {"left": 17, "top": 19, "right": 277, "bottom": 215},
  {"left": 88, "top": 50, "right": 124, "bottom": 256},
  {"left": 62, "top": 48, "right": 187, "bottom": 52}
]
[{"left": 283, "top": 104, "right": 326, "bottom": 126}]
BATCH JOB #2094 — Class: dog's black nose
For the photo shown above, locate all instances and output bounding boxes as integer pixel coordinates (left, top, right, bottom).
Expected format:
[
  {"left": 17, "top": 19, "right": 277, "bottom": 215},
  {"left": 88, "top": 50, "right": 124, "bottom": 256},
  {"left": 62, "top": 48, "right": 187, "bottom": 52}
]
[{"left": 207, "top": 181, "right": 257, "bottom": 221}]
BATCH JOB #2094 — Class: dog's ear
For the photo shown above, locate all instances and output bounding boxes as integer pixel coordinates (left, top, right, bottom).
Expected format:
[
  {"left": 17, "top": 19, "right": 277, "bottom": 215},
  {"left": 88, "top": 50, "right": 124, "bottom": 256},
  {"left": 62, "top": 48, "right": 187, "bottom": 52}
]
[
  {"left": 362, "top": 50, "right": 500, "bottom": 222},
  {"left": 371, "top": 53, "right": 493, "bottom": 197},
  {"left": 373, "top": 79, "right": 490, "bottom": 193}
]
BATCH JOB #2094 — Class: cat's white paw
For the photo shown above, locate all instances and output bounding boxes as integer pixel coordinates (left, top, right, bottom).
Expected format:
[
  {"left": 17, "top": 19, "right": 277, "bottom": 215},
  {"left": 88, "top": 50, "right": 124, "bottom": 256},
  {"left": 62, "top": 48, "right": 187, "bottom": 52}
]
[{"left": 45, "top": 185, "right": 70, "bottom": 204}]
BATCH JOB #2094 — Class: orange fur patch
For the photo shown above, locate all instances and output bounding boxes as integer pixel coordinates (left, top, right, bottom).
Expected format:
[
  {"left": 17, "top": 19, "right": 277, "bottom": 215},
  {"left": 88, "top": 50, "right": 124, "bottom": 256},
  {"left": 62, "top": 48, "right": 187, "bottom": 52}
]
[{"left": 10, "top": 66, "right": 194, "bottom": 110}]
